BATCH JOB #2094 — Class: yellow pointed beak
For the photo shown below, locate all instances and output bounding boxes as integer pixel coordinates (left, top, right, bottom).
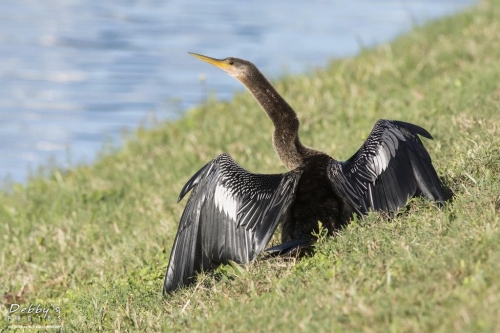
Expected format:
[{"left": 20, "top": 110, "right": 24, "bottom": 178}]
[{"left": 188, "top": 52, "right": 230, "bottom": 71}]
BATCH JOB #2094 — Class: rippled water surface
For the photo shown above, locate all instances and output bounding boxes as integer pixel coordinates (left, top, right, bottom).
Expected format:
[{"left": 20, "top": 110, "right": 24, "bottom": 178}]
[{"left": 0, "top": 0, "right": 475, "bottom": 184}]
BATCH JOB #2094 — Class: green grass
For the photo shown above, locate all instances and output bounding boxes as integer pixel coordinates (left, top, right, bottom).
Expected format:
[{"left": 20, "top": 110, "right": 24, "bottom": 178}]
[{"left": 2, "top": 0, "right": 500, "bottom": 331}]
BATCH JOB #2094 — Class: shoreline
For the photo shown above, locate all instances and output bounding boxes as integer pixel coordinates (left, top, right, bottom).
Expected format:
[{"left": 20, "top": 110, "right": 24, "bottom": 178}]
[
  {"left": 1, "top": 0, "right": 500, "bottom": 331},
  {"left": 0, "top": 1, "right": 477, "bottom": 186}
]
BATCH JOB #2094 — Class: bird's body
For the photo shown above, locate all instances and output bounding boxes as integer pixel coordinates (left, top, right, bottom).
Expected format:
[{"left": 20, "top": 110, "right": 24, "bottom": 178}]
[
  {"left": 283, "top": 153, "right": 350, "bottom": 241},
  {"left": 163, "top": 53, "right": 444, "bottom": 294}
]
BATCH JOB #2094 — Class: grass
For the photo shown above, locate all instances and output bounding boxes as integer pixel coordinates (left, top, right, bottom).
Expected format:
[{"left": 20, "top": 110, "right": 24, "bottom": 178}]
[{"left": 1, "top": 0, "right": 500, "bottom": 331}]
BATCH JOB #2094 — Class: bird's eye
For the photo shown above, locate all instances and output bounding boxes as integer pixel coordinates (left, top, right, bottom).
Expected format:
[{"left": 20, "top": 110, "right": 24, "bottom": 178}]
[{"left": 229, "top": 60, "right": 234, "bottom": 65}]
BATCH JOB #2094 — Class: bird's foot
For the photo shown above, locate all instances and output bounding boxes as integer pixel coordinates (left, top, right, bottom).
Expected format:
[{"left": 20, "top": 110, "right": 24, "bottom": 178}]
[{"left": 262, "top": 238, "right": 315, "bottom": 259}]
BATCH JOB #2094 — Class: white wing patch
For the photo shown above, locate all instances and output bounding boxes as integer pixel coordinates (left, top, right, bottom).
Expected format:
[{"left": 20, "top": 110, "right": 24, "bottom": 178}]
[
  {"left": 214, "top": 183, "right": 238, "bottom": 221},
  {"left": 375, "top": 143, "right": 392, "bottom": 175}
]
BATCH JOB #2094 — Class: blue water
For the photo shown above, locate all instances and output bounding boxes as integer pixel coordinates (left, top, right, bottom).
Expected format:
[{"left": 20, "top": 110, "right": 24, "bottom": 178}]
[{"left": 0, "top": 0, "right": 475, "bottom": 184}]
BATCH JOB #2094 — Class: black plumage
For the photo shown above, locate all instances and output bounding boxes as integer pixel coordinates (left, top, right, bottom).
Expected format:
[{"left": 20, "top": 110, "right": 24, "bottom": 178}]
[
  {"left": 163, "top": 54, "right": 444, "bottom": 294},
  {"left": 328, "top": 120, "right": 443, "bottom": 215},
  {"left": 164, "top": 154, "right": 302, "bottom": 292}
]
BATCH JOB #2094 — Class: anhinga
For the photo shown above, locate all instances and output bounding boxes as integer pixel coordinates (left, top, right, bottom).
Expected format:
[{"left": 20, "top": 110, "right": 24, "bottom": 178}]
[{"left": 163, "top": 53, "right": 444, "bottom": 294}]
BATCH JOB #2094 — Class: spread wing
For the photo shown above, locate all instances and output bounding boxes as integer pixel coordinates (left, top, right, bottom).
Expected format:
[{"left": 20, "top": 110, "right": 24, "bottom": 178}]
[
  {"left": 328, "top": 119, "right": 444, "bottom": 215},
  {"left": 163, "top": 153, "right": 302, "bottom": 294}
]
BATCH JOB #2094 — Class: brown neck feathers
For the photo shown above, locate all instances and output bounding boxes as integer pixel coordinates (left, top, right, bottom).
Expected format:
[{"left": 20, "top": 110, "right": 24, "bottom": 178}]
[{"left": 238, "top": 69, "right": 309, "bottom": 170}]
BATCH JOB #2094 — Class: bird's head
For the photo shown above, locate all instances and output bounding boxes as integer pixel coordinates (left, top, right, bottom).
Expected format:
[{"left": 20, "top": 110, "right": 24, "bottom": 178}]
[{"left": 189, "top": 52, "right": 255, "bottom": 80}]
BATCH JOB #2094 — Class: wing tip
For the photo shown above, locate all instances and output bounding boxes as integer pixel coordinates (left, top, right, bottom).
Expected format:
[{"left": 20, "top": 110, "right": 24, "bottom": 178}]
[
  {"left": 178, "top": 175, "right": 198, "bottom": 202},
  {"left": 163, "top": 278, "right": 182, "bottom": 296},
  {"left": 163, "top": 263, "right": 196, "bottom": 296},
  {"left": 177, "top": 159, "right": 217, "bottom": 202},
  {"left": 162, "top": 282, "right": 173, "bottom": 297},
  {"left": 391, "top": 120, "right": 434, "bottom": 140}
]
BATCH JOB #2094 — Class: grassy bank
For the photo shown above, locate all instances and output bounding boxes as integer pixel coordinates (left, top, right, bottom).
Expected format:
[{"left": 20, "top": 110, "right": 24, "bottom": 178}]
[{"left": 2, "top": 0, "right": 500, "bottom": 331}]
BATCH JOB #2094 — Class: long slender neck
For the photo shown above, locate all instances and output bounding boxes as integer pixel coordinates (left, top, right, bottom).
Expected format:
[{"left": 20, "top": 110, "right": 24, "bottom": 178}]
[{"left": 238, "top": 69, "right": 312, "bottom": 170}]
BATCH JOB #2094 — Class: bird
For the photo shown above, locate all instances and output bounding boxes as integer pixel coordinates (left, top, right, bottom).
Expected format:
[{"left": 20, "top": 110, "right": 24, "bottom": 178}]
[{"left": 163, "top": 52, "right": 444, "bottom": 295}]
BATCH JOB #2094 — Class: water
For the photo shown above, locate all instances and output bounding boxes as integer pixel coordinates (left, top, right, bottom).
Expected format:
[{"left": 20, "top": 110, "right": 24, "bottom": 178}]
[{"left": 0, "top": 0, "right": 475, "bottom": 184}]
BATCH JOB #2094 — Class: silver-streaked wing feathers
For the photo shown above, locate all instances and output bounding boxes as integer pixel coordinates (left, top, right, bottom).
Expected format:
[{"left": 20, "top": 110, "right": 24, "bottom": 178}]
[
  {"left": 164, "top": 153, "right": 302, "bottom": 294},
  {"left": 328, "top": 119, "right": 444, "bottom": 215}
]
